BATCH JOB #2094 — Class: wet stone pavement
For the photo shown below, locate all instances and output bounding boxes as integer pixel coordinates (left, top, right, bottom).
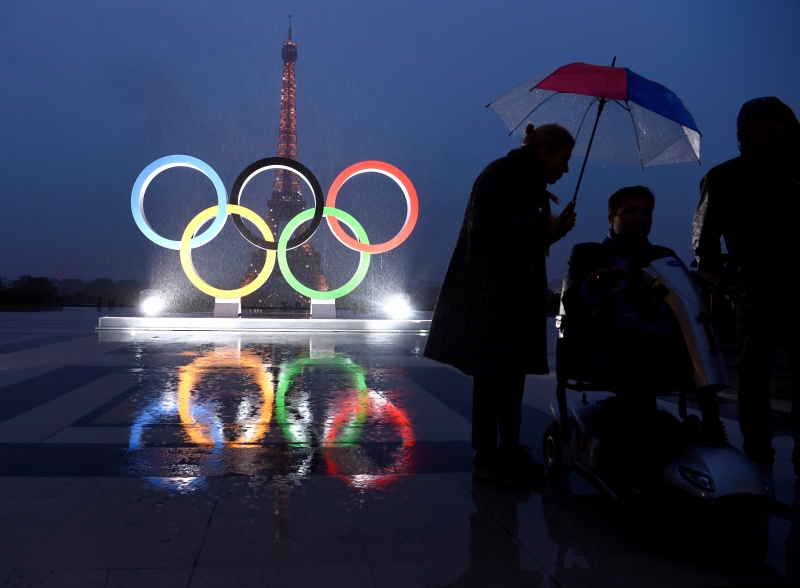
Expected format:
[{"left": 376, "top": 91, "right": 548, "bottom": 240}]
[{"left": 0, "top": 308, "right": 797, "bottom": 588}]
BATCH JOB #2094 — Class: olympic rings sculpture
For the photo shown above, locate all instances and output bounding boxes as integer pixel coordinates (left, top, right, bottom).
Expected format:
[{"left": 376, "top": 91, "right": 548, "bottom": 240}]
[{"left": 132, "top": 155, "right": 419, "bottom": 299}]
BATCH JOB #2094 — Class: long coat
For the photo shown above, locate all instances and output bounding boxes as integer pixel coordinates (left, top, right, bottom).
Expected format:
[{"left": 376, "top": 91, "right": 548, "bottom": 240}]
[{"left": 424, "top": 150, "right": 553, "bottom": 376}]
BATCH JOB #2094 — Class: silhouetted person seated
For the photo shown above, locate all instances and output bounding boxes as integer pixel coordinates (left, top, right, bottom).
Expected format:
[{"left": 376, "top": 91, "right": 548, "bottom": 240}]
[{"left": 560, "top": 187, "right": 726, "bottom": 490}]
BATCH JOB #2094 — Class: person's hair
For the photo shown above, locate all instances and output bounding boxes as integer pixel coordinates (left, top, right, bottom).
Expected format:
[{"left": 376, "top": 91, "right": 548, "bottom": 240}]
[
  {"left": 608, "top": 186, "right": 655, "bottom": 216},
  {"left": 520, "top": 123, "right": 575, "bottom": 153},
  {"left": 736, "top": 96, "right": 800, "bottom": 153}
]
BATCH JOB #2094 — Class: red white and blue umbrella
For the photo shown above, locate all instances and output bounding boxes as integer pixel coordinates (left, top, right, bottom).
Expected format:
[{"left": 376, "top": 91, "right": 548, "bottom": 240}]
[{"left": 488, "top": 59, "right": 701, "bottom": 201}]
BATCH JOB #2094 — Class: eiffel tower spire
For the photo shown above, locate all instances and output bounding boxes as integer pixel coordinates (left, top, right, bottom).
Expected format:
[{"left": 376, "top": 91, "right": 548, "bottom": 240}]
[
  {"left": 242, "top": 18, "right": 330, "bottom": 308},
  {"left": 271, "top": 17, "right": 299, "bottom": 198}
]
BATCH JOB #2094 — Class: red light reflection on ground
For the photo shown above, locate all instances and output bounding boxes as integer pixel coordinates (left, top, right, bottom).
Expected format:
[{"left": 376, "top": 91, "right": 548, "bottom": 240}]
[{"left": 323, "top": 388, "right": 415, "bottom": 489}]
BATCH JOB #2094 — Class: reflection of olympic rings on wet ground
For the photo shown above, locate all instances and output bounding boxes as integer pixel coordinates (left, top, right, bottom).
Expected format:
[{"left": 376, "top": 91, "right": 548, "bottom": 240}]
[
  {"left": 275, "top": 354, "right": 415, "bottom": 488},
  {"left": 322, "top": 386, "right": 415, "bottom": 489},
  {"left": 128, "top": 346, "right": 275, "bottom": 450},
  {"left": 132, "top": 155, "right": 419, "bottom": 298},
  {"left": 176, "top": 348, "right": 274, "bottom": 447},
  {"left": 128, "top": 345, "right": 415, "bottom": 485}
]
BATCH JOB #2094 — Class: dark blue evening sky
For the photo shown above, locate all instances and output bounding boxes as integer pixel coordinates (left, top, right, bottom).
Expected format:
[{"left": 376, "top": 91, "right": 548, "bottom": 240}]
[{"left": 1, "top": 1, "right": 798, "bottom": 291}]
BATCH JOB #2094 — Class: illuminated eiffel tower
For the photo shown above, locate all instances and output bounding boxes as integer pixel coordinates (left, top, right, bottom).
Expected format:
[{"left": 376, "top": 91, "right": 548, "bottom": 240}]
[{"left": 243, "top": 17, "right": 329, "bottom": 309}]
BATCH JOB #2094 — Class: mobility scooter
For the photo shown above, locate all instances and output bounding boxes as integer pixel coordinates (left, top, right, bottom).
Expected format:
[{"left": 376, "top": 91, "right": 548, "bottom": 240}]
[{"left": 543, "top": 255, "right": 789, "bottom": 521}]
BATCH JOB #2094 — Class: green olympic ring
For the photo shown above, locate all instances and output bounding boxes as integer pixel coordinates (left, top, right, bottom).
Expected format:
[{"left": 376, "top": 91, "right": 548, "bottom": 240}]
[{"left": 278, "top": 207, "right": 371, "bottom": 300}]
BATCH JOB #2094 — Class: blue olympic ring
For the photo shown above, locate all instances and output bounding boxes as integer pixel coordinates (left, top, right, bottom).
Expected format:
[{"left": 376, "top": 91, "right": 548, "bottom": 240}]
[{"left": 131, "top": 155, "right": 228, "bottom": 250}]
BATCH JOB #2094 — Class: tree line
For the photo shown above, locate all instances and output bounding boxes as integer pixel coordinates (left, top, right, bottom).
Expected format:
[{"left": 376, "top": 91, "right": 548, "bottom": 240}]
[{"left": 0, "top": 277, "right": 149, "bottom": 310}]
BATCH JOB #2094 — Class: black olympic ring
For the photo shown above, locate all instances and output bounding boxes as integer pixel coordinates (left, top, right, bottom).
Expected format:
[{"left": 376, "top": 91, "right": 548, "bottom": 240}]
[{"left": 228, "top": 157, "right": 324, "bottom": 251}]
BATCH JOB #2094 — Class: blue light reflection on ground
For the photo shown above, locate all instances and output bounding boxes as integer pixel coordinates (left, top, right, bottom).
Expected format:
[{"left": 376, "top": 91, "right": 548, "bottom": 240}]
[{"left": 141, "top": 476, "right": 210, "bottom": 494}]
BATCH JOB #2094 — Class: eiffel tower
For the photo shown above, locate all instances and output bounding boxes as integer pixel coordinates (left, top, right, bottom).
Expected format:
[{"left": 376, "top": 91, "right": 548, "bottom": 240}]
[{"left": 242, "top": 17, "right": 329, "bottom": 309}]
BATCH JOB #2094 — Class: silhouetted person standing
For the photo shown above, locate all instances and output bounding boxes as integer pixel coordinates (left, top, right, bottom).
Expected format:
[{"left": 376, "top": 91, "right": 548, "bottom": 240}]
[
  {"left": 693, "top": 97, "right": 800, "bottom": 484},
  {"left": 425, "top": 123, "right": 576, "bottom": 484}
]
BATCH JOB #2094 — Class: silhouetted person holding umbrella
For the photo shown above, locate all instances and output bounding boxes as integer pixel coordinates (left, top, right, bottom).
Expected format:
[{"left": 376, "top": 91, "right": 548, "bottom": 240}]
[
  {"left": 425, "top": 123, "right": 577, "bottom": 484},
  {"left": 693, "top": 97, "right": 800, "bottom": 488}
]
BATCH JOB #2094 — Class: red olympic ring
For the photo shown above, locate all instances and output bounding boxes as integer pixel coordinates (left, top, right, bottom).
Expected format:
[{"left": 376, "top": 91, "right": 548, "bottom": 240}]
[{"left": 325, "top": 160, "right": 419, "bottom": 254}]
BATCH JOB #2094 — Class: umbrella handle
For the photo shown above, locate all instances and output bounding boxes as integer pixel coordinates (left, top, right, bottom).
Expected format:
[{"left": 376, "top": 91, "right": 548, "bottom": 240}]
[{"left": 571, "top": 56, "right": 616, "bottom": 204}]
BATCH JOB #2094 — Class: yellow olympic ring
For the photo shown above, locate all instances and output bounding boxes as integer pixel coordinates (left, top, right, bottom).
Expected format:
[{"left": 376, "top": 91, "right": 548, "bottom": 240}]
[{"left": 180, "top": 205, "right": 276, "bottom": 299}]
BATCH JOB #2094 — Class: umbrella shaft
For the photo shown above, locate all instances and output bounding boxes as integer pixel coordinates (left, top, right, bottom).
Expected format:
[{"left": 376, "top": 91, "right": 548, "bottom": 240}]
[{"left": 572, "top": 97, "right": 607, "bottom": 203}]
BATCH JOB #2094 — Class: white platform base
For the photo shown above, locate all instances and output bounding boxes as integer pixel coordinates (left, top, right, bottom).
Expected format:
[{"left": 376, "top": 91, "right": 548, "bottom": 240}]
[
  {"left": 214, "top": 298, "right": 241, "bottom": 318},
  {"left": 97, "top": 316, "right": 430, "bottom": 333},
  {"left": 310, "top": 298, "right": 336, "bottom": 319}
]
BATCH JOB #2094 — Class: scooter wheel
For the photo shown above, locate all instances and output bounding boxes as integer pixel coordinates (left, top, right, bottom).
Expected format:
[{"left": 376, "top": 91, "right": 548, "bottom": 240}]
[{"left": 543, "top": 421, "right": 572, "bottom": 477}]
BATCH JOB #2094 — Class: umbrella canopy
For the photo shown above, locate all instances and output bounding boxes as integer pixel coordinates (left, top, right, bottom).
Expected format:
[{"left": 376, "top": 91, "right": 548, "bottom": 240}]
[{"left": 489, "top": 62, "right": 701, "bottom": 169}]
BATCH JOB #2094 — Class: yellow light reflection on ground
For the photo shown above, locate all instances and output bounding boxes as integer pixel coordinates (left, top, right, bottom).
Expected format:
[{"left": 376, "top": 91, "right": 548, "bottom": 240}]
[{"left": 177, "top": 347, "right": 274, "bottom": 446}]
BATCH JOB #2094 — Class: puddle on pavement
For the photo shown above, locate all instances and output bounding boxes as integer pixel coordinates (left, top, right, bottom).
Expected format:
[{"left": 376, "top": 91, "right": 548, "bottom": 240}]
[{"left": 104, "top": 337, "right": 419, "bottom": 489}]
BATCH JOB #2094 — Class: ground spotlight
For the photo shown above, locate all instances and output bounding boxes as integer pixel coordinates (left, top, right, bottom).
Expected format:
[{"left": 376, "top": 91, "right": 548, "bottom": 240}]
[
  {"left": 139, "top": 289, "right": 163, "bottom": 316},
  {"left": 384, "top": 293, "right": 411, "bottom": 319}
]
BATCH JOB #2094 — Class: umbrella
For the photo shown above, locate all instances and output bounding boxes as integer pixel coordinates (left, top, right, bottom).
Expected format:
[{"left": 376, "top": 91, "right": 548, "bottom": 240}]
[{"left": 488, "top": 58, "right": 701, "bottom": 202}]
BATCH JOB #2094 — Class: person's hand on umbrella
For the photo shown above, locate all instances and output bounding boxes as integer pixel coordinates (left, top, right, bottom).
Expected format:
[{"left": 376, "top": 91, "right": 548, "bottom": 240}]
[{"left": 550, "top": 201, "right": 577, "bottom": 241}]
